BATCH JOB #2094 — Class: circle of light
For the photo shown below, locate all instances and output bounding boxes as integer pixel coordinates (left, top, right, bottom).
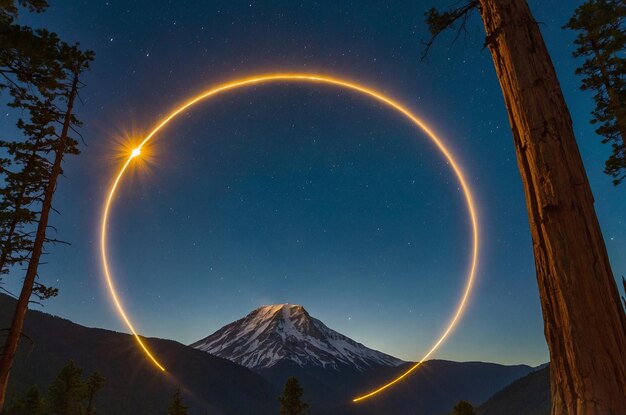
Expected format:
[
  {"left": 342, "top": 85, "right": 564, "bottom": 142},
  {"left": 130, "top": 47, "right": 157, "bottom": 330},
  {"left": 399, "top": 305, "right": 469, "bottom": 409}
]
[{"left": 99, "top": 73, "right": 480, "bottom": 403}]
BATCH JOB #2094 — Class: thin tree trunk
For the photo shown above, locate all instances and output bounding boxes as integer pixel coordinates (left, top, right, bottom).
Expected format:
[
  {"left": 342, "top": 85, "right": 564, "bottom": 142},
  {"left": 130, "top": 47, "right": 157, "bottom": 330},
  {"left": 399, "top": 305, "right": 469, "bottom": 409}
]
[
  {"left": 86, "top": 395, "right": 94, "bottom": 415},
  {"left": 0, "top": 73, "right": 79, "bottom": 409},
  {"left": 477, "top": 1, "right": 626, "bottom": 414}
]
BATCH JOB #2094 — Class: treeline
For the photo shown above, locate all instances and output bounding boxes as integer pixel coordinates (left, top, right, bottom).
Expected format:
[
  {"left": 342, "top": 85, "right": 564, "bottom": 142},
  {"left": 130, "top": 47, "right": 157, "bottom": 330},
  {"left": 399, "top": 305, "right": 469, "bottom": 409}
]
[
  {"left": 2, "top": 364, "right": 192, "bottom": 415},
  {"left": 2, "top": 361, "right": 104, "bottom": 415}
]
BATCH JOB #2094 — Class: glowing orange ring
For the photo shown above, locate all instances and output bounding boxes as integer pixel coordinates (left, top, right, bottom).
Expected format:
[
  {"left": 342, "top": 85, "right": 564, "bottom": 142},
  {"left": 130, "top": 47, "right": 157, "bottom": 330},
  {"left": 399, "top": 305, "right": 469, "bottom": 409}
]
[{"left": 99, "top": 73, "right": 480, "bottom": 403}]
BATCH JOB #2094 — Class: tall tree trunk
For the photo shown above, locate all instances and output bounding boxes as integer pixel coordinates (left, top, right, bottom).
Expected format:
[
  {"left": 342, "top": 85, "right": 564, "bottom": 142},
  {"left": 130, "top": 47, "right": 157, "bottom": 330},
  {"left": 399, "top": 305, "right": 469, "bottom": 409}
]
[
  {"left": 0, "top": 73, "right": 79, "bottom": 409},
  {"left": 477, "top": 1, "right": 626, "bottom": 414}
]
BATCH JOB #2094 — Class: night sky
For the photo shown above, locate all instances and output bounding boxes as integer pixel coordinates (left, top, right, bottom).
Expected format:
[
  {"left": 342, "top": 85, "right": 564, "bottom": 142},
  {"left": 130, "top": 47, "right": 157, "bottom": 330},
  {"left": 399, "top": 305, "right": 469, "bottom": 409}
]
[{"left": 6, "top": 0, "right": 625, "bottom": 367}]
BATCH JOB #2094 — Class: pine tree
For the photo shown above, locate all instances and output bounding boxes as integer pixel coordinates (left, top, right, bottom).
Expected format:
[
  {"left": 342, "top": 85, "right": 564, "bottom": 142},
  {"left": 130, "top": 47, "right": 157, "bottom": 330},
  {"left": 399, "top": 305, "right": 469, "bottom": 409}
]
[
  {"left": 278, "top": 377, "right": 308, "bottom": 415},
  {"left": 8, "top": 385, "right": 45, "bottom": 415},
  {"left": 425, "top": 1, "right": 626, "bottom": 414},
  {"left": 9, "top": 361, "right": 105, "bottom": 415},
  {"left": 0, "top": 0, "right": 63, "bottom": 282},
  {"left": 0, "top": 1, "right": 94, "bottom": 409},
  {"left": 452, "top": 400, "right": 476, "bottom": 415},
  {"left": 0, "top": 81, "right": 64, "bottom": 294},
  {"left": 47, "top": 360, "right": 86, "bottom": 415},
  {"left": 167, "top": 388, "right": 188, "bottom": 415},
  {"left": 0, "top": 0, "right": 47, "bottom": 19},
  {"left": 84, "top": 372, "right": 105, "bottom": 415},
  {"left": 565, "top": 0, "right": 626, "bottom": 185}
]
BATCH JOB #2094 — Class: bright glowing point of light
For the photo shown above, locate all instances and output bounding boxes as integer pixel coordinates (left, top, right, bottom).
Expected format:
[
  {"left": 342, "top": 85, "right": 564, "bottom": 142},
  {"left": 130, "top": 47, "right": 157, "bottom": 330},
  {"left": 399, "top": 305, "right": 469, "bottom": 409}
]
[{"left": 100, "top": 73, "right": 480, "bottom": 402}]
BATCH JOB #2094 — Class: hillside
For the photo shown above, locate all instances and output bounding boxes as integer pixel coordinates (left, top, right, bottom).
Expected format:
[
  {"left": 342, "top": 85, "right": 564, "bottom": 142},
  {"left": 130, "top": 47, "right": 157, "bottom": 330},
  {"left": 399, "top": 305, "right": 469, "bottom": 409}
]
[
  {"left": 478, "top": 366, "right": 550, "bottom": 415},
  {"left": 0, "top": 294, "right": 279, "bottom": 415},
  {"left": 1, "top": 295, "right": 541, "bottom": 415}
]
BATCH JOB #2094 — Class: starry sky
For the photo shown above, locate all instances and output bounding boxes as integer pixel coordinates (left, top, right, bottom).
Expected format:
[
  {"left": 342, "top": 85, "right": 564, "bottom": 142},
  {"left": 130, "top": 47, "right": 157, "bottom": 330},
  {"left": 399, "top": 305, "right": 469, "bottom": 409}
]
[{"left": 5, "top": 0, "right": 625, "bottom": 367}]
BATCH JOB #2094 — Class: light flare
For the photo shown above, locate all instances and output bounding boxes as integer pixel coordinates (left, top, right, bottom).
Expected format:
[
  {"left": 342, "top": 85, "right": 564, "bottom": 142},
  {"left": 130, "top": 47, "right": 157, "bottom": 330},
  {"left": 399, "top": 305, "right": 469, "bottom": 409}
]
[{"left": 99, "top": 73, "right": 480, "bottom": 402}]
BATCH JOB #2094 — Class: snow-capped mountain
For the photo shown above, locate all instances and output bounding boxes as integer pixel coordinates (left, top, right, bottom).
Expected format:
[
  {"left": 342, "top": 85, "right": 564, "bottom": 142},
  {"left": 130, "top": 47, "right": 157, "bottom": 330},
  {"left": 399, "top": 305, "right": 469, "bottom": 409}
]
[{"left": 191, "top": 304, "right": 405, "bottom": 371}]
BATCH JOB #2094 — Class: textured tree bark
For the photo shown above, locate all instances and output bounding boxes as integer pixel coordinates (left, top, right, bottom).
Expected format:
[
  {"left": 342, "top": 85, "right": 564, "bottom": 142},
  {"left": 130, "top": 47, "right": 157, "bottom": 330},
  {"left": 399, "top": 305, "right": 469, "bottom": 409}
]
[
  {"left": 0, "top": 73, "right": 79, "bottom": 410},
  {"left": 476, "top": 1, "right": 626, "bottom": 414}
]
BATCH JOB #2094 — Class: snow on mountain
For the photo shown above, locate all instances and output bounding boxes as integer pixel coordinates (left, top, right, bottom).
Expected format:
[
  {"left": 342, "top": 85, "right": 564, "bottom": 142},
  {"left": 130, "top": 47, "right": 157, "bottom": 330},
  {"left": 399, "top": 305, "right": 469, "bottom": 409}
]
[{"left": 191, "top": 304, "right": 405, "bottom": 371}]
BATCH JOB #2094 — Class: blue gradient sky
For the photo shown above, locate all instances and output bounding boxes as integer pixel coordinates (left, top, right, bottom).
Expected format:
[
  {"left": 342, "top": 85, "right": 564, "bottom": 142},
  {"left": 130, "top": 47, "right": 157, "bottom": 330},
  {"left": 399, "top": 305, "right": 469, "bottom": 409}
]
[{"left": 5, "top": 0, "right": 624, "bottom": 366}]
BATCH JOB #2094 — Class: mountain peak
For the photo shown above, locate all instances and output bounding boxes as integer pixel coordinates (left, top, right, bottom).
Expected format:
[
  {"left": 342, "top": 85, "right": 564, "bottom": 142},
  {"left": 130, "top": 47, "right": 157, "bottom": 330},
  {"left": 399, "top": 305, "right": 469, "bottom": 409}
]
[
  {"left": 191, "top": 304, "right": 404, "bottom": 370},
  {"left": 254, "top": 303, "right": 305, "bottom": 315}
]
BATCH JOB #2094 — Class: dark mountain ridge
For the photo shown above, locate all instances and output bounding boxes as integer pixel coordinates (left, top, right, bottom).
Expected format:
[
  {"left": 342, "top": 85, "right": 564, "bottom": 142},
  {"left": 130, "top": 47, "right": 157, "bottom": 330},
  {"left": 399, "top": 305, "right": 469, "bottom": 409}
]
[
  {"left": 0, "top": 294, "right": 278, "bottom": 415},
  {"left": 478, "top": 366, "right": 550, "bottom": 415},
  {"left": 1, "top": 295, "right": 545, "bottom": 414},
  {"left": 193, "top": 303, "right": 536, "bottom": 415}
]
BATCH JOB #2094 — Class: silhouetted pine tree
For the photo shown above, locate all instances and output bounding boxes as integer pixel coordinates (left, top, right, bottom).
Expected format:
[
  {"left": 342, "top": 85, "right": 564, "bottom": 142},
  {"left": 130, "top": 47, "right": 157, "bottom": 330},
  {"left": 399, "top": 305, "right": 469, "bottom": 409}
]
[
  {"left": 278, "top": 377, "right": 308, "bottom": 415},
  {"left": 167, "top": 388, "right": 188, "bottom": 415},
  {"left": 0, "top": 0, "right": 62, "bottom": 285},
  {"left": 84, "top": 372, "right": 105, "bottom": 415},
  {"left": 47, "top": 361, "right": 85, "bottom": 415},
  {"left": 451, "top": 400, "right": 476, "bottom": 415},
  {"left": 565, "top": 0, "right": 626, "bottom": 185},
  {"left": 0, "top": 0, "right": 94, "bottom": 409},
  {"left": 7, "top": 360, "right": 105, "bottom": 415},
  {"left": 8, "top": 385, "right": 45, "bottom": 415}
]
